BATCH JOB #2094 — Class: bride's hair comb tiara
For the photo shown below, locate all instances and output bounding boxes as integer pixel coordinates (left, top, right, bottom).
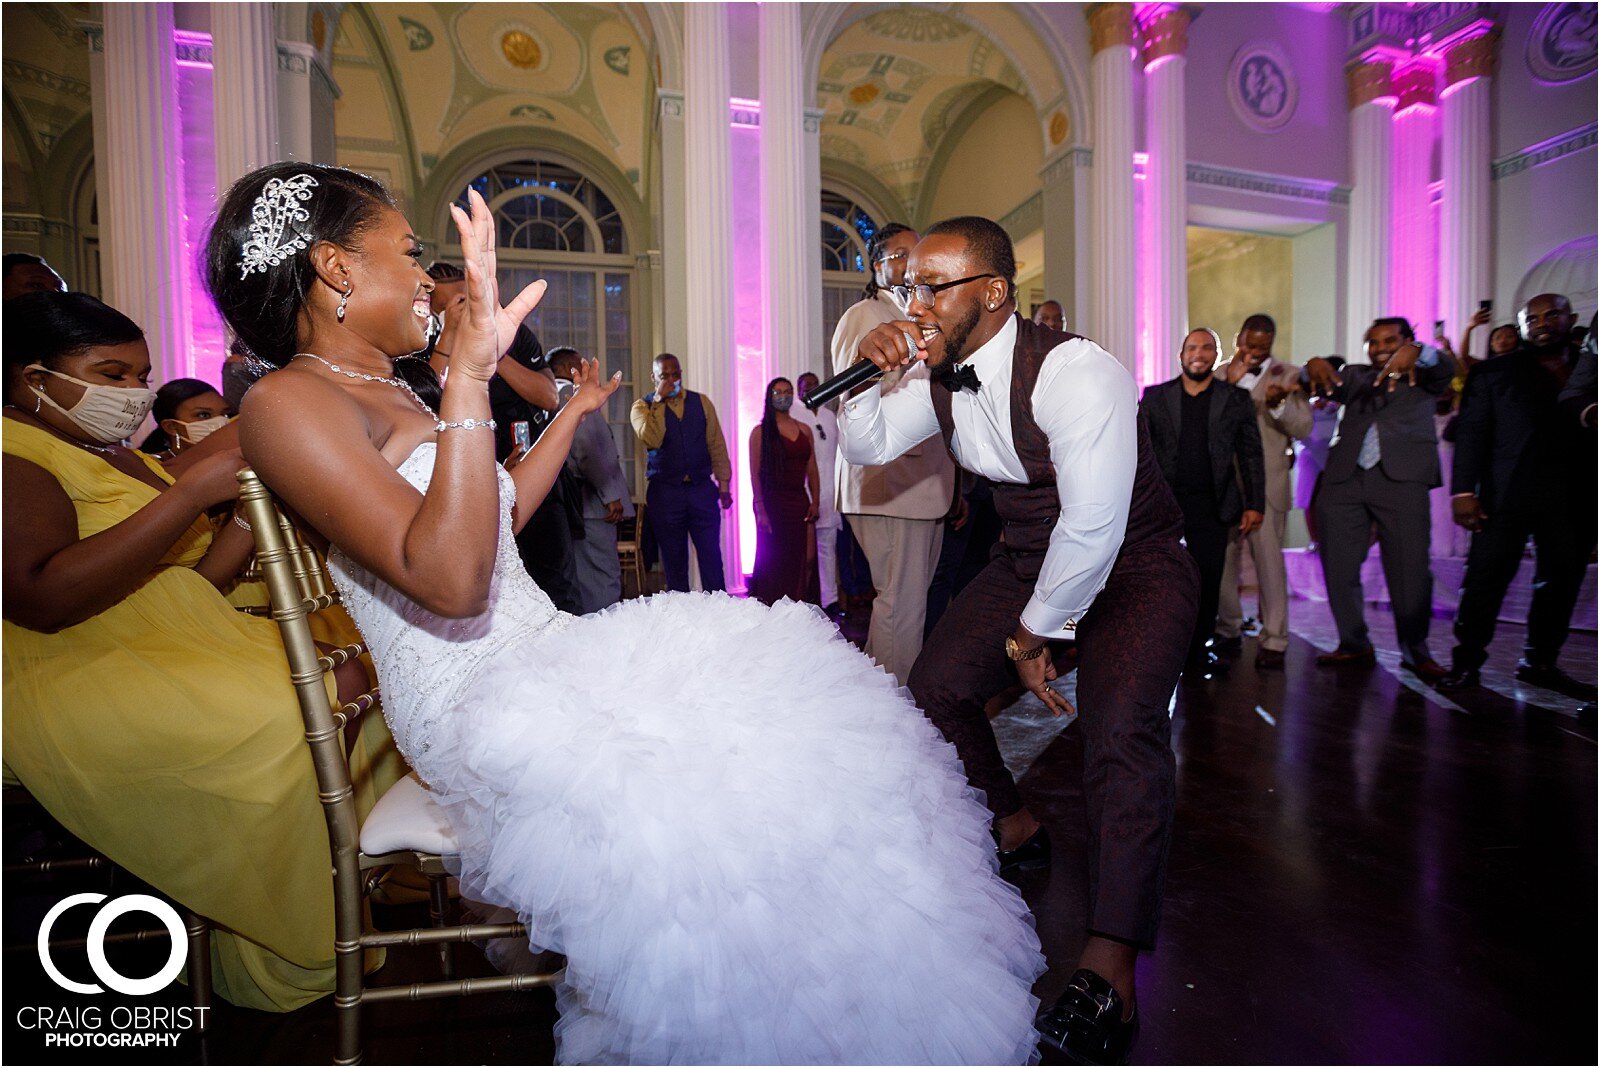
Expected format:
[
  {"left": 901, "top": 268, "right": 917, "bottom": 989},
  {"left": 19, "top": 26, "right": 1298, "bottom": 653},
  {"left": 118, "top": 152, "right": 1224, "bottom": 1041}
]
[{"left": 239, "top": 173, "right": 319, "bottom": 278}]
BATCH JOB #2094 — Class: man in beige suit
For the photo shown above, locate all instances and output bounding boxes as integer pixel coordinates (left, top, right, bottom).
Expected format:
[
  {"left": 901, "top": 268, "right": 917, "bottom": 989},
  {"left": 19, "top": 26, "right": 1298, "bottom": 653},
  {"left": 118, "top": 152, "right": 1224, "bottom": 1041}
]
[
  {"left": 832, "top": 223, "right": 957, "bottom": 685},
  {"left": 1215, "top": 314, "right": 1312, "bottom": 668}
]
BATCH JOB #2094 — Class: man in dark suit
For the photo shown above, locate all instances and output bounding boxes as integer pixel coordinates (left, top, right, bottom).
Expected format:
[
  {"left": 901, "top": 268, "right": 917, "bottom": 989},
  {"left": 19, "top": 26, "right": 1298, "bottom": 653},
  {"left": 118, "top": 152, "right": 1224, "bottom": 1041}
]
[
  {"left": 1440, "top": 293, "right": 1597, "bottom": 698},
  {"left": 1303, "top": 318, "right": 1454, "bottom": 680},
  {"left": 1142, "top": 327, "right": 1266, "bottom": 677}
]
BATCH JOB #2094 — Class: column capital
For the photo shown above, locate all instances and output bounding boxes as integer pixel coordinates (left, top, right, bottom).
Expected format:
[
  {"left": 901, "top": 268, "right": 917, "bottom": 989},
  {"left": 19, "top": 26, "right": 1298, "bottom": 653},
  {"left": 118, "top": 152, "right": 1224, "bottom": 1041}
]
[
  {"left": 1087, "top": 4, "right": 1135, "bottom": 56},
  {"left": 1137, "top": 5, "right": 1191, "bottom": 66},
  {"left": 1393, "top": 58, "right": 1438, "bottom": 111},
  {"left": 1346, "top": 58, "right": 1395, "bottom": 109},
  {"left": 1443, "top": 30, "right": 1498, "bottom": 87}
]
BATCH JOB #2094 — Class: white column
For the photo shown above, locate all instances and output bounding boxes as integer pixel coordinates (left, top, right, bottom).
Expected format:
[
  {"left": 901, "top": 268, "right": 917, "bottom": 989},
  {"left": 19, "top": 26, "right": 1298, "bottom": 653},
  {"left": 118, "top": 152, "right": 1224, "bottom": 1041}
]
[
  {"left": 682, "top": 2, "right": 738, "bottom": 589},
  {"left": 656, "top": 90, "right": 689, "bottom": 361},
  {"left": 1345, "top": 60, "right": 1395, "bottom": 360},
  {"left": 1088, "top": 4, "right": 1138, "bottom": 372},
  {"left": 1139, "top": 5, "right": 1190, "bottom": 388},
  {"left": 804, "top": 107, "right": 825, "bottom": 380},
  {"left": 211, "top": 2, "right": 279, "bottom": 192},
  {"left": 101, "top": 3, "right": 192, "bottom": 384},
  {"left": 760, "top": 2, "right": 816, "bottom": 387},
  {"left": 1390, "top": 59, "right": 1437, "bottom": 339},
  {"left": 277, "top": 42, "right": 338, "bottom": 164},
  {"left": 1439, "top": 32, "right": 1495, "bottom": 343}
]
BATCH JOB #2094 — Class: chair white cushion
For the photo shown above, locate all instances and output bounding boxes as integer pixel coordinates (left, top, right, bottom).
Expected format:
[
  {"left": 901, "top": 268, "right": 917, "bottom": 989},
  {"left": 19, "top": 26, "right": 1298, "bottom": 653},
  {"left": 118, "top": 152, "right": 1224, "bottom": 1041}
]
[{"left": 359, "top": 772, "right": 457, "bottom": 856}]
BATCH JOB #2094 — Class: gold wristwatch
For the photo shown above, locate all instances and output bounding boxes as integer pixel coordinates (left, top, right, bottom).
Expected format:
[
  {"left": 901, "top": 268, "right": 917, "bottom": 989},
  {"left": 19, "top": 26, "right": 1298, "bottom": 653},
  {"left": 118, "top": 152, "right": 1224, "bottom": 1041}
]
[{"left": 1005, "top": 636, "right": 1046, "bottom": 662}]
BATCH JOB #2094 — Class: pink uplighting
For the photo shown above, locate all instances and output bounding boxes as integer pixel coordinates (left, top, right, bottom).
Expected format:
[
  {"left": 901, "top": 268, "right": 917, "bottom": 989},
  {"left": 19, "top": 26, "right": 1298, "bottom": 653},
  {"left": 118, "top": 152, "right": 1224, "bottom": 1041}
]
[
  {"left": 174, "top": 31, "right": 226, "bottom": 388},
  {"left": 730, "top": 113, "right": 766, "bottom": 578}
]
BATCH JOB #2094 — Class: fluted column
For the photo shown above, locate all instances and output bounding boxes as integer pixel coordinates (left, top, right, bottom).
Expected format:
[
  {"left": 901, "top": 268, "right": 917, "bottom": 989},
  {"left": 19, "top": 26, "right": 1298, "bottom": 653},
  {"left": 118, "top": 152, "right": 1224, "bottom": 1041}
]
[
  {"left": 1345, "top": 59, "right": 1395, "bottom": 359},
  {"left": 1088, "top": 3, "right": 1138, "bottom": 372},
  {"left": 760, "top": 2, "right": 816, "bottom": 387},
  {"left": 682, "top": 2, "right": 738, "bottom": 589},
  {"left": 1390, "top": 59, "right": 1438, "bottom": 339},
  {"left": 1139, "top": 4, "right": 1190, "bottom": 387},
  {"left": 1439, "top": 31, "right": 1495, "bottom": 343},
  {"left": 211, "top": 2, "right": 279, "bottom": 192},
  {"left": 102, "top": 3, "right": 192, "bottom": 384}
]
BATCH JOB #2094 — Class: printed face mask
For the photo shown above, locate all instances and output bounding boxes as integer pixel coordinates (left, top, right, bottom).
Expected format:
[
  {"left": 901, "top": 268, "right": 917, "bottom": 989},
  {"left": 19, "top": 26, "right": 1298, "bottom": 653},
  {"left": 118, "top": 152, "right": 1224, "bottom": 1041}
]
[{"left": 28, "top": 364, "right": 155, "bottom": 444}]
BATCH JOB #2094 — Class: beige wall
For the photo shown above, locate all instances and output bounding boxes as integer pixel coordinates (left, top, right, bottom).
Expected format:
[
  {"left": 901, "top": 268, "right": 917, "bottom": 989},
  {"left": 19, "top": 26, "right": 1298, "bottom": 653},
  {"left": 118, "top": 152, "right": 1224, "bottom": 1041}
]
[
  {"left": 1186, "top": 227, "right": 1295, "bottom": 368},
  {"left": 926, "top": 91, "right": 1040, "bottom": 227}
]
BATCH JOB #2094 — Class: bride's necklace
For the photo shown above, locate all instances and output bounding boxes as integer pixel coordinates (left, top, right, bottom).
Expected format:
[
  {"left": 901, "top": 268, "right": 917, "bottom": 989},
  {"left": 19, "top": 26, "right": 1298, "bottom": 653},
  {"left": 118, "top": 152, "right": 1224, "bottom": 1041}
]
[{"left": 293, "top": 353, "right": 438, "bottom": 419}]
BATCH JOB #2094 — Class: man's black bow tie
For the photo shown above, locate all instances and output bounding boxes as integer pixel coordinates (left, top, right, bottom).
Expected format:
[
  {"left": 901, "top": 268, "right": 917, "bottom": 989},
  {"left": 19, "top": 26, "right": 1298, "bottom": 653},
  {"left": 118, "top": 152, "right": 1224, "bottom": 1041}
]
[{"left": 932, "top": 360, "right": 982, "bottom": 394}]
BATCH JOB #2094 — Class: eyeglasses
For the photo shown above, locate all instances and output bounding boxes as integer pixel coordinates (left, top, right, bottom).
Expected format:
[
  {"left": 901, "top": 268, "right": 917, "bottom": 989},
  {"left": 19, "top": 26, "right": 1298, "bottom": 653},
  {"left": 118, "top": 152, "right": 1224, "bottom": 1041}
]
[
  {"left": 891, "top": 274, "right": 998, "bottom": 309},
  {"left": 874, "top": 250, "right": 908, "bottom": 265}
]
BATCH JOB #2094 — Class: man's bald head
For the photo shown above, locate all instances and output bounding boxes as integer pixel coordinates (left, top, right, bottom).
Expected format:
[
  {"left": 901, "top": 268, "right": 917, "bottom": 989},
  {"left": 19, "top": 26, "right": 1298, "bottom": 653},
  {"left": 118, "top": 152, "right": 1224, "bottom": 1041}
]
[{"left": 1520, "top": 292, "right": 1576, "bottom": 350}]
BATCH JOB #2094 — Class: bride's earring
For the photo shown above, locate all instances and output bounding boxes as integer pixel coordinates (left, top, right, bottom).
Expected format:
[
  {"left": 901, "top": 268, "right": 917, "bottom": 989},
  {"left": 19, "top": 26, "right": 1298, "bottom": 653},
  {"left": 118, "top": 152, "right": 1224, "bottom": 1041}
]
[{"left": 336, "top": 283, "right": 351, "bottom": 323}]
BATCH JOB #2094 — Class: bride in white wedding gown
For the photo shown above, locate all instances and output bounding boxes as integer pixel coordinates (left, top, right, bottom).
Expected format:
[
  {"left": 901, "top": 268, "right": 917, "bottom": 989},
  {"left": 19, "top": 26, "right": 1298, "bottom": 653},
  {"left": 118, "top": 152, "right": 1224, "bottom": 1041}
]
[{"left": 207, "top": 162, "right": 1043, "bottom": 1065}]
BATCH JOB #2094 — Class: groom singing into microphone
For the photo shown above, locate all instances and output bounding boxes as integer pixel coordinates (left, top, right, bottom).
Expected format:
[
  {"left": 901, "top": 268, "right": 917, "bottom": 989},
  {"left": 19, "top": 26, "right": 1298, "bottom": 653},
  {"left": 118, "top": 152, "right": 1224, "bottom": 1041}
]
[{"left": 839, "top": 217, "right": 1197, "bottom": 1064}]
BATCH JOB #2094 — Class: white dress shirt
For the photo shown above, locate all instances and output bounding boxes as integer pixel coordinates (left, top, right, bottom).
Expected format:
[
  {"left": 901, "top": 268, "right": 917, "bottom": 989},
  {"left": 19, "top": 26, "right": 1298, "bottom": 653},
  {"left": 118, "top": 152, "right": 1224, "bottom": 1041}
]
[
  {"left": 838, "top": 315, "right": 1136, "bottom": 637},
  {"left": 790, "top": 402, "right": 841, "bottom": 530}
]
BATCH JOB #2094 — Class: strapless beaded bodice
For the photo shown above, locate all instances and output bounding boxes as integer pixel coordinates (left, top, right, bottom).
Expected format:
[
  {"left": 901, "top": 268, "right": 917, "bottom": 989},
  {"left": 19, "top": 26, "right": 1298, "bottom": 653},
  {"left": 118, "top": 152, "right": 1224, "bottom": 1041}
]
[{"left": 326, "top": 443, "right": 571, "bottom": 764}]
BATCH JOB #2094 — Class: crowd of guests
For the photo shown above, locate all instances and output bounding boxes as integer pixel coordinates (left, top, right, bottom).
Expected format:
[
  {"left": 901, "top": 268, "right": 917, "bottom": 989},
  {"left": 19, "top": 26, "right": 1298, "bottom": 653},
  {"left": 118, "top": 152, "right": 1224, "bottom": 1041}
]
[{"left": 1137, "top": 298, "right": 1596, "bottom": 702}]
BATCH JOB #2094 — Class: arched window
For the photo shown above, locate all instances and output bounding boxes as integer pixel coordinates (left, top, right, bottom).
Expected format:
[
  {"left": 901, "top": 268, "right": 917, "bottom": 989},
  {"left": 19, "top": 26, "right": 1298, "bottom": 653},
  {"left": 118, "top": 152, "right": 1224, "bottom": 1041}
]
[
  {"left": 455, "top": 158, "right": 639, "bottom": 492},
  {"left": 820, "top": 189, "right": 881, "bottom": 354}
]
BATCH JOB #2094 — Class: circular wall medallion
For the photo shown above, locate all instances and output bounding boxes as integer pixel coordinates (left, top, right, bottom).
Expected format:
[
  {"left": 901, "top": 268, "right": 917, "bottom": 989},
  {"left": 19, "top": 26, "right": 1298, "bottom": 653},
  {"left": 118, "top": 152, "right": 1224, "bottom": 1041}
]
[
  {"left": 1528, "top": 3, "right": 1598, "bottom": 84},
  {"left": 501, "top": 30, "right": 542, "bottom": 70},
  {"left": 1048, "top": 111, "right": 1068, "bottom": 146},
  {"left": 847, "top": 81, "right": 881, "bottom": 106},
  {"left": 1228, "top": 42, "right": 1297, "bottom": 132}
]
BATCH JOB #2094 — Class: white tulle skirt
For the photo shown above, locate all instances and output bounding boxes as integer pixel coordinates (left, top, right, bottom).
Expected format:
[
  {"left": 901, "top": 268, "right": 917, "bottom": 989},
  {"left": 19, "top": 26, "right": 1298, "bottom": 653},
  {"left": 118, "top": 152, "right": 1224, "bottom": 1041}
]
[{"left": 421, "top": 592, "right": 1044, "bottom": 1065}]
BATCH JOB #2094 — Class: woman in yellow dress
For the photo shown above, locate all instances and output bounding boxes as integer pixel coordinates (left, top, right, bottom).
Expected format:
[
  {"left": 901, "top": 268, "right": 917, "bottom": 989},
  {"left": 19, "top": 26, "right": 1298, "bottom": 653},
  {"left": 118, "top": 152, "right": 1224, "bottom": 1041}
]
[{"left": 2, "top": 291, "right": 402, "bottom": 1011}]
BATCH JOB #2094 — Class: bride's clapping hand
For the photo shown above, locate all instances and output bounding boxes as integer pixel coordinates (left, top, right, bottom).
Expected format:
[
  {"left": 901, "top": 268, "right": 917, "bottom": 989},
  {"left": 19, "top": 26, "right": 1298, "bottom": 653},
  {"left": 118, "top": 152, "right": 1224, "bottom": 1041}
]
[
  {"left": 568, "top": 357, "right": 624, "bottom": 416},
  {"left": 447, "top": 188, "right": 547, "bottom": 384}
]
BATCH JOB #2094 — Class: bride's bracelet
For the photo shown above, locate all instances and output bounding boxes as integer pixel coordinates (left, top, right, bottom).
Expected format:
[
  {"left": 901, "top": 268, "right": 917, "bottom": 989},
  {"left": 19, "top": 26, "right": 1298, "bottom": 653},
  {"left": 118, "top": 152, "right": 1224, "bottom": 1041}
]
[{"left": 436, "top": 417, "right": 497, "bottom": 433}]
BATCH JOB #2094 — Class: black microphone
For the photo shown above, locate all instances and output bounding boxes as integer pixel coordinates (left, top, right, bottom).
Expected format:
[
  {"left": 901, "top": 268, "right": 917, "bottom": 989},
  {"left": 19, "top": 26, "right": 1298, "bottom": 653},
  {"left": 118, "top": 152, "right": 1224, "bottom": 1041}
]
[{"left": 803, "top": 360, "right": 884, "bottom": 411}]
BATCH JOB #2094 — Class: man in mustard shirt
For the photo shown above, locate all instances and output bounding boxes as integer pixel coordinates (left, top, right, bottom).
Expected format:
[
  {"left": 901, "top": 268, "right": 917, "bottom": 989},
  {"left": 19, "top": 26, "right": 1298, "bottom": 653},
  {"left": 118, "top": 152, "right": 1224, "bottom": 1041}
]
[{"left": 630, "top": 353, "right": 734, "bottom": 592}]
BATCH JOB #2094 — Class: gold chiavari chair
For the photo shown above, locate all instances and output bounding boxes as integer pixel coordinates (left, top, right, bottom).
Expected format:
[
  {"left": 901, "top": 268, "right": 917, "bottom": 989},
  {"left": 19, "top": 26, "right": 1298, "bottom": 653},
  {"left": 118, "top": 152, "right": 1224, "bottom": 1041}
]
[
  {"left": 233, "top": 467, "right": 561, "bottom": 1065},
  {"left": 616, "top": 499, "right": 648, "bottom": 598}
]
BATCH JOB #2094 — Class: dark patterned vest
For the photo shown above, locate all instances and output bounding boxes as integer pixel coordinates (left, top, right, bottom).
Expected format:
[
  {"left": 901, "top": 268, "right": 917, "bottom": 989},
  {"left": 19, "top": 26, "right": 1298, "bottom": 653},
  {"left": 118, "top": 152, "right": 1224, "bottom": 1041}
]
[
  {"left": 929, "top": 314, "right": 1184, "bottom": 557},
  {"left": 646, "top": 391, "right": 714, "bottom": 483}
]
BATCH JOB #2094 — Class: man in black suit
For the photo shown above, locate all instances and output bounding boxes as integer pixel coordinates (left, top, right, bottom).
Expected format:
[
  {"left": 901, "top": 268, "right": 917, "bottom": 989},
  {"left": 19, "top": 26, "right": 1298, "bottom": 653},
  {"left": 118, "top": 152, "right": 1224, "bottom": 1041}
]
[
  {"left": 1303, "top": 318, "right": 1455, "bottom": 680},
  {"left": 1440, "top": 293, "right": 1597, "bottom": 698},
  {"left": 1142, "top": 327, "right": 1266, "bottom": 677}
]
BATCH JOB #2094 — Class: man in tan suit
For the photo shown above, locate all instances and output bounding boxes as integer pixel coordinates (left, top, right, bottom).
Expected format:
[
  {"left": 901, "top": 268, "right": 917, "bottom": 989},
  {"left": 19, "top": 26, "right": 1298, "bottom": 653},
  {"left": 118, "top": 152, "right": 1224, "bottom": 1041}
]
[
  {"left": 1215, "top": 314, "right": 1312, "bottom": 668},
  {"left": 832, "top": 223, "right": 957, "bottom": 685}
]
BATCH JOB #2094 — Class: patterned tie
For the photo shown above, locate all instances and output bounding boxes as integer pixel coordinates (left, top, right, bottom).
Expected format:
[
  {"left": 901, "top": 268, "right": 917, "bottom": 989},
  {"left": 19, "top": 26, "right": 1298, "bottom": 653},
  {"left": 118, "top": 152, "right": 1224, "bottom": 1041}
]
[{"left": 1357, "top": 424, "right": 1381, "bottom": 470}]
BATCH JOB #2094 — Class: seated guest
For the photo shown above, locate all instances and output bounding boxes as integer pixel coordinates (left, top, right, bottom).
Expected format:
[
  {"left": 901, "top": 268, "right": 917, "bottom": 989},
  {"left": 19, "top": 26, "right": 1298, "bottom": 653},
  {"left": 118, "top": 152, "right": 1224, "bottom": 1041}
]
[
  {"left": 749, "top": 377, "right": 819, "bottom": 605},
  {"left": 2, "top": 252, "right": 66, "bottom": 300},
  {"left": 1304, "top": 318, "right": 1455, "bottom": 680},
  {"left": 138, "top": 378, "right": 231, "bottom": 460},
  {"left": 1142, "top": 327, "right": 1265, "bottom": 677},
  {"left": 1440, "top": 293, "right": 1597, "bottom": 697},
  {"left": 2, "top": 291, "right": 403, "bottom": 1011},
  {"left": 548, "top": 346, "right": 634, "bottom": 614}
]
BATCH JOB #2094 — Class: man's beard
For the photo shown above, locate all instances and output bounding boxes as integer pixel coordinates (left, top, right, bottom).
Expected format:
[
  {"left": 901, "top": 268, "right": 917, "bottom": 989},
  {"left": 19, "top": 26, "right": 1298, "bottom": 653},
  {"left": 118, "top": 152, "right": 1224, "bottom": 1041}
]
[
  {"left": 928, "top": 301, "right": 983, "bottom": 370},
  {"left": 1183, "top": 366, "right": 1213, "bottom": 383}
]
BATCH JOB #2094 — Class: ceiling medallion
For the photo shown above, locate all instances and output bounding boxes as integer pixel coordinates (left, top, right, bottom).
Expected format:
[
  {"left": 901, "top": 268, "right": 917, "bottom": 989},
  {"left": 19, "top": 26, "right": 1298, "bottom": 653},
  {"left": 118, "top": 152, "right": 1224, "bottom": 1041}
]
[
  {"left": 847, "top": 82, "right": 881, "bottom": 106},
  {"left": 501, "top": 30, "right": 542, "bottom": 70}
]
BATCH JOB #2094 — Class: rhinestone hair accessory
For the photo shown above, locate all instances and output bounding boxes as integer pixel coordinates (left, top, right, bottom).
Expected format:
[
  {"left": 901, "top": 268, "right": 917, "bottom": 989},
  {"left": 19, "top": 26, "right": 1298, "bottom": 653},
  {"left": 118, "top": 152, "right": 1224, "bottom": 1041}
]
[{"left": 239, "top": 174, "right": 319, "bottom": 278}]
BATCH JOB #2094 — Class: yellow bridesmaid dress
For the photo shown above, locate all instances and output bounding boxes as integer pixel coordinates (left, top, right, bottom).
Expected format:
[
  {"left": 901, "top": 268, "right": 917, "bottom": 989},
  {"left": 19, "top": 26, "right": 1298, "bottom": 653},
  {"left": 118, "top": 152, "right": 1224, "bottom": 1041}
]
[{"left": 2, "top": 418, "right": 407, "bottom": 1012}]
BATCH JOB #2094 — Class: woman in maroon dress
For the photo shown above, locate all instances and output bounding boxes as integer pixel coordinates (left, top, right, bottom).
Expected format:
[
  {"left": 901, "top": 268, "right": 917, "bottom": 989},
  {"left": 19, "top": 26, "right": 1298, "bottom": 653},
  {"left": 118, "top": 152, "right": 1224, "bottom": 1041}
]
[{"left": 748, "top": 377, "right": 820, "bottom": 605}]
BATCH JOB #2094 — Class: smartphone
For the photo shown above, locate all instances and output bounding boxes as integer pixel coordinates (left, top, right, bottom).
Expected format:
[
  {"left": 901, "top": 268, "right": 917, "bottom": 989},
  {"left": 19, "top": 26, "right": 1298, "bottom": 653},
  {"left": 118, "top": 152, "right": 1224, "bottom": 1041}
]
[
  {"left": 513, "top": 421, "right": 531, "bottom": 453},
  {"left": 1479, "top": 299, "right": 1492, "bottom": 314},
  {"left": 1434, "top": 319, "right": 1446, "bottom": 337}
]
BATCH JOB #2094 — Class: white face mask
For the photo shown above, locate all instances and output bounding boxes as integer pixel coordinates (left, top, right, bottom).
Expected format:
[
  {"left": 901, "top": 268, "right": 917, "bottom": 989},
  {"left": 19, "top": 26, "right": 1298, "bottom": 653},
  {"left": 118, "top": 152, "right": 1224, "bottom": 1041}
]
[
  {"left": 176, "top": 414, "right": 230, "bottom": 445},
  {"left": 28, "top": 364, "right": 155, "bottom": 445}
]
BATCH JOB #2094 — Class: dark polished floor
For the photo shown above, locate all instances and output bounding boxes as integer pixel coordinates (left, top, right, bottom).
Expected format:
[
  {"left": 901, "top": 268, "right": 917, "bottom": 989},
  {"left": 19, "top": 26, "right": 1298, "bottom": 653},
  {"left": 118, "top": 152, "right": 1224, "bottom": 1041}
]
[{"left": 5, "top": 599, "right": 1595, "bottom": 1065}]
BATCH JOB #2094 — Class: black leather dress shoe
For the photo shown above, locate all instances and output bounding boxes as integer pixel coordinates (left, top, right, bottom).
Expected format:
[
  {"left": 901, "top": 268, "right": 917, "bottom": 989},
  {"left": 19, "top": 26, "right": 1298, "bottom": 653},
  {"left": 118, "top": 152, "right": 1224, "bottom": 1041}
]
[
  {"left": 1182, "top": 651, "right": 1229, "bottom": 680},
  {"left": 1515, "top": 661, "right": 1599, "bottom": 700},
  {"left": 1316, "top": 645, "right": 1375, "bottom": 667},
  {"left": 1435, "top": 665, "right": 1481, "bottom": 692},
  {"left": 996, "top": 825, "right": 1051, "bottom": 875},
  {"left": 1036, "top": 969, "right": 1138, "bottom": 1065}
]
